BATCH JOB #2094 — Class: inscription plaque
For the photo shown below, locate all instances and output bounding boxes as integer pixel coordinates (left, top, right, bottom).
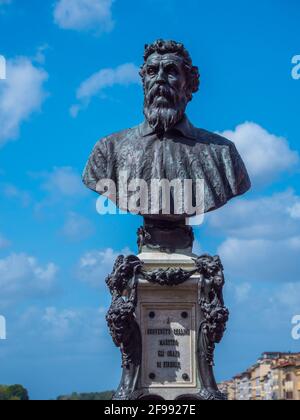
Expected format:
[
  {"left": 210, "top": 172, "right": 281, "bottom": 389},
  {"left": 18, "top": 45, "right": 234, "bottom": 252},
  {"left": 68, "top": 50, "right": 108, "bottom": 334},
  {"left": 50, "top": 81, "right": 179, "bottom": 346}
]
[{"left": 141, "top": 304, "right": 196, "bottom": 387}]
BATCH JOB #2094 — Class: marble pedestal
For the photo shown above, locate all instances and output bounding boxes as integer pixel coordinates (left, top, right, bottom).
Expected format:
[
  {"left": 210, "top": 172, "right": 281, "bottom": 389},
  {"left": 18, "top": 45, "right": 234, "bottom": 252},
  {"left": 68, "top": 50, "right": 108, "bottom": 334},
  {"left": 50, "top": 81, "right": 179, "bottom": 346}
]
[
  {"left": 136, "top": 251, "right": 200, "bottom": 400},
  {"left": 106, "top": 249, "right": 229, "bottom": 401}
]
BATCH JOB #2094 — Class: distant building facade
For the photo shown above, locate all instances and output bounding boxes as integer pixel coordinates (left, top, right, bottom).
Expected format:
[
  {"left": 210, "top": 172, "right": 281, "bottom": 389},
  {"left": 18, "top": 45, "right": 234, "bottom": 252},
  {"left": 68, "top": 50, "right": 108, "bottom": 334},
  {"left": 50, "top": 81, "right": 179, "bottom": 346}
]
[
  {"left": 218, "top": 380, "right": 236, "bottom": 401},
  {"left": 219, "top": 352, "right": 300, "bottom": 400},
  {"left": 234, "top": 371, "right": 252, "bottom": 400}
]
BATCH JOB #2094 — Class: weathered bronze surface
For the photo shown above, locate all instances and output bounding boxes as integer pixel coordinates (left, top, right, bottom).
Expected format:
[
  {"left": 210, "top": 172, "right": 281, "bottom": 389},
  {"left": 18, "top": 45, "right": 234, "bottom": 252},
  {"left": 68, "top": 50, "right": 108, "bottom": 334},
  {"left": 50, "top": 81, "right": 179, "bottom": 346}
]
[
  {"left": 137, "top": 218, "right": 194, "bottom": 254},
  {"left": 83, "top": 40, "right": 251, "bottom": 220}
]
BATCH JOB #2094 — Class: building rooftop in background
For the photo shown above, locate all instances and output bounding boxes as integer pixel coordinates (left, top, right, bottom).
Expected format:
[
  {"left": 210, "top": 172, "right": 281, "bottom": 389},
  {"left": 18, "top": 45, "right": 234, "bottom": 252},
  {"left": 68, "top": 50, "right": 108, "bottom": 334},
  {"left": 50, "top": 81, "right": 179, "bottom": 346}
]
[
  {"left": 220, "top": 352, "right": 300, "bottom": 400},
  {"left": 260, "top": 352, "right": 298, "bottom": 361}
]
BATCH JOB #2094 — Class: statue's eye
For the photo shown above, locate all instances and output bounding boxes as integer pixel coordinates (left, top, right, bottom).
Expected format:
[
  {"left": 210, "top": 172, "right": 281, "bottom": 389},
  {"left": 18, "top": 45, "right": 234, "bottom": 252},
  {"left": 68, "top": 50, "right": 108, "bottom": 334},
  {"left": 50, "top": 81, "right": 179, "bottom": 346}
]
[
  {"left": 147, "top": 66, "right": 157, "bottom": 76},
  {"left": 166, "top": 65, "right": 179, "bottom": 76}
]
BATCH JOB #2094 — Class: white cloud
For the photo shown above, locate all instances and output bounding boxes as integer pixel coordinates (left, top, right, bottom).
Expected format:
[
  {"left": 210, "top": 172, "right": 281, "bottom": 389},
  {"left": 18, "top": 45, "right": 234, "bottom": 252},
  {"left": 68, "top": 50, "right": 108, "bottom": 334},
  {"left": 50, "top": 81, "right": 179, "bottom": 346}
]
[
  {"left": 206, "top": 190, "right": 300, "bottom": 240},
  {"left": 42, "top": 307, "right": 78, "bottom": 338},
  {"left": 288, "top": 202, "right": 300, "bottom": 220},
  {"left": 54, "top": 0, "right": 114, "bottom": 33},
  {"left": 220, "top": 122, "right": 299, "bottom": 185},
  {"left": 0, "top": 253, "right": 58, "bottom": 306},
  {"left": 61, "top": 212, "right": 95, "bottom": 241},
  {"left": 29, "top": 167, "right": 88, "bottom": 216},
  {"left": 0, "top": 57, "right": 48, "bottom": 146},
  {"left": 207, "top": 189, "right": 300, "bottom": 322},
  {"left": 41, "top": 167, "right": 86, "bottom": 198},
  {"left": 78, "top": 247, "right": 132, "bottom": 288},
  {"left": 226, "top": 276, "right": 300, "bottom": 339},
  {"left": 273, "top": 282, "right": 300, "bottom": 310},
  {"left": 193, "top": 239, "right": 203, "bottom": 255},
  {"left": 33, "top": 45, "right": 49, "bottom": 65},
  {"left": 218, "top": 236, "right": 300, "bottom": 283},
  {"left": 17, "top": 305, "right": 106, "bottom": 346},
  {"left": 41, "top": 306, "right": 106, "bottom": 341},
  {"left": 0, "top": 234, "right": 10, "bottom": 249},
  {"left": 234, "top": 282, "right": 252, "bottom": 303},
  {"left": 70, "top": 63, "right": 140, "bottom": 117},
  {"left": 2, "top": 183, "right": 31, "bottom": 207}
]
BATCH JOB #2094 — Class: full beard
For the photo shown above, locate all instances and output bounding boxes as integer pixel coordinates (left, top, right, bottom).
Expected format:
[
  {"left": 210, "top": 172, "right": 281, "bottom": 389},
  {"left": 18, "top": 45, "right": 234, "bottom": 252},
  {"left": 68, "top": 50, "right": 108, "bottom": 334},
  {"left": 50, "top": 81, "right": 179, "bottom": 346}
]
[{"left": 143, "top": 84, "right": 187, "bottom": 134}]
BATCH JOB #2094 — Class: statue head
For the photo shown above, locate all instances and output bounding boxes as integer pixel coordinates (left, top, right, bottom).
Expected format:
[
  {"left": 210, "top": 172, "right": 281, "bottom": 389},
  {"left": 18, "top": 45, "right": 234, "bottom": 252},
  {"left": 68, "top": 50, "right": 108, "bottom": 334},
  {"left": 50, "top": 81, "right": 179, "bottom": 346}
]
[{"left": 140, "top": 39, "right": 200, "bottom": 134}]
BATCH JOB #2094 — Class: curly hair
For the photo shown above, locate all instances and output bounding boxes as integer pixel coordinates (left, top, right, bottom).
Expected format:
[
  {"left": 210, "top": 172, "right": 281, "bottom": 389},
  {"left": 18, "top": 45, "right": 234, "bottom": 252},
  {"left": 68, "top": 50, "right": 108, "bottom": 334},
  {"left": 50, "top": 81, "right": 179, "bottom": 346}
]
[
  {"left": 195, "top": 254, "right": 223, "bottom": 276},
  {"left": 140, "top": 39, "right": 200, "bottom": 101}
]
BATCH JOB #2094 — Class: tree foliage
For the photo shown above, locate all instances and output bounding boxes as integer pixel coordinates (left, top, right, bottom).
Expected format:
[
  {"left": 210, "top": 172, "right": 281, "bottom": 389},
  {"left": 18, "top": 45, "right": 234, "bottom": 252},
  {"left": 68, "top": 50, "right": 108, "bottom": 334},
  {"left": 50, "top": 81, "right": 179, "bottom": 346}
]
[
  {"left": 0, "top": 385, "right": 29, "bottom": 401},
  {"left": 57, "top": 391, "right": 114, "bottom": 401}
]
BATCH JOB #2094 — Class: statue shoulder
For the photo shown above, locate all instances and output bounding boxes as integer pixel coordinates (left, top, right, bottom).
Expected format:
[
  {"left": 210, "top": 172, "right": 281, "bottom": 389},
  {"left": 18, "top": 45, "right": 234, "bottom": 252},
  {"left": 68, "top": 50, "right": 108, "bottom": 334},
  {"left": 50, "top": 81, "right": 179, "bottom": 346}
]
[
  {"left": 194, "top": 127, "right": 235, "bottom": 149},
  {"left": 94, "top": 126, "right": 138, "bottom": 150},
  {"left": 193, "top": 126, "right": 251, "bottom": 193}
]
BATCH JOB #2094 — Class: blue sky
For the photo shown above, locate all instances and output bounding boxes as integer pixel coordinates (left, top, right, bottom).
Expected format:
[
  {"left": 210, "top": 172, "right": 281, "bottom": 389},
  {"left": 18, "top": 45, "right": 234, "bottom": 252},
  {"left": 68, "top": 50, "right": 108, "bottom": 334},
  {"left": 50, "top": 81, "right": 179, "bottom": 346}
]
[{"left": 0, "top": 0, "right": 300, "bottom": 400}]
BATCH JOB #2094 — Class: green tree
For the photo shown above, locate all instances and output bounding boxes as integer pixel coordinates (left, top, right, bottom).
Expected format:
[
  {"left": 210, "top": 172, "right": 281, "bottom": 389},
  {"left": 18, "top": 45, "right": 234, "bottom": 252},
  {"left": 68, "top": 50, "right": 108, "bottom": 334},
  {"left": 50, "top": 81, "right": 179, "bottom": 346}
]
[
  {"left": 0, "top": 385, "right": 29, "bottom": 401},
  {"left": 57, "top": 391, "right": 114, "bottom": 401}
]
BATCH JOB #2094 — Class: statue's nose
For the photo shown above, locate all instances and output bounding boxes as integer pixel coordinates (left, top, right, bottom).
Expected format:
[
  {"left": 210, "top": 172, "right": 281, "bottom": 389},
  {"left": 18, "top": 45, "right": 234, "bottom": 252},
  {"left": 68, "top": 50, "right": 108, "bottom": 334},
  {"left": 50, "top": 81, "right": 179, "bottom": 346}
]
[{"left": 156, "top": 68, "right": 167, "bottom": 84}]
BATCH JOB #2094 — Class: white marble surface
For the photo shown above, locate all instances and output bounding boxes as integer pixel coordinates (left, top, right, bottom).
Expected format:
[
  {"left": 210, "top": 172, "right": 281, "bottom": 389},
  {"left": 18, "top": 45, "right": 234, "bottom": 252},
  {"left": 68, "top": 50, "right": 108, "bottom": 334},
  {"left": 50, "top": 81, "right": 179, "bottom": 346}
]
[
  {"left": 138, "top": 251, "right": 197, "bottom": 271},
  {"left": 141, "top": 304, "right": 196, "bottom": 388},
  {"left": 136, "top": 251, "right": 201, "bottom": 399}
]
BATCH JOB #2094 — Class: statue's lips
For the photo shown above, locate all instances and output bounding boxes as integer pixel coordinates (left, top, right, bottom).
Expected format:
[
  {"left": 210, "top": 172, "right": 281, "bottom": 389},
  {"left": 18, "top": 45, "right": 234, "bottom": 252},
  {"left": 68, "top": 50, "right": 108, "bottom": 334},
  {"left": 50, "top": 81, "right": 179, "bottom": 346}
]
[{"left": 153, "top": 95, "right": 171, "bottom": 105}]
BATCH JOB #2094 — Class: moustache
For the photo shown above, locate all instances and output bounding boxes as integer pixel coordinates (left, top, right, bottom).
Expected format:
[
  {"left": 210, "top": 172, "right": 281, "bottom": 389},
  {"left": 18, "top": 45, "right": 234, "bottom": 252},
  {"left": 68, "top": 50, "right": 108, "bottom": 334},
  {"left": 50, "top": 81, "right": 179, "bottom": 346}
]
[{"left": 146, "top": 83, "right": 178, "bottom": 106}]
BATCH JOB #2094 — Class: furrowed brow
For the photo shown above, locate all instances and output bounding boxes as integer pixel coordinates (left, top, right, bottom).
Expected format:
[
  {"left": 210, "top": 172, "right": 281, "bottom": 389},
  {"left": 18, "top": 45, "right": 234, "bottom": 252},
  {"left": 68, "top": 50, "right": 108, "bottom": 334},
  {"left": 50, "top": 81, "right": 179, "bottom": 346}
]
[{"left": 163, "top": 61, "right": 181, "bottom": 66}]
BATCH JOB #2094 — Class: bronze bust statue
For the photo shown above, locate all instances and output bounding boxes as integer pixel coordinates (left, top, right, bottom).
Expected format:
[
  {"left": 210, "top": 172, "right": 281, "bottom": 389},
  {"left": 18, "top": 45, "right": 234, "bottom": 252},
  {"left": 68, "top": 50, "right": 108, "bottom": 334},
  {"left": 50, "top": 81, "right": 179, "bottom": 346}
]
[{"left": 83, "top": 40, "right": 251, "bottom": 223}]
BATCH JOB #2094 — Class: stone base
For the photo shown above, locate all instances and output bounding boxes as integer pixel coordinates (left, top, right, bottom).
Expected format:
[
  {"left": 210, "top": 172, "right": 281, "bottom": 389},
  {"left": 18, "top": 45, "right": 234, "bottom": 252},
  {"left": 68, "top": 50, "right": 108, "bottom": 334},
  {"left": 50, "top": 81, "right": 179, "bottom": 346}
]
[
  {"left": 106, "top": 250, "right": 229, "bottom": 401},
  {"left": 136, "top": 253, "right": 200, "bottom": 400}
]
